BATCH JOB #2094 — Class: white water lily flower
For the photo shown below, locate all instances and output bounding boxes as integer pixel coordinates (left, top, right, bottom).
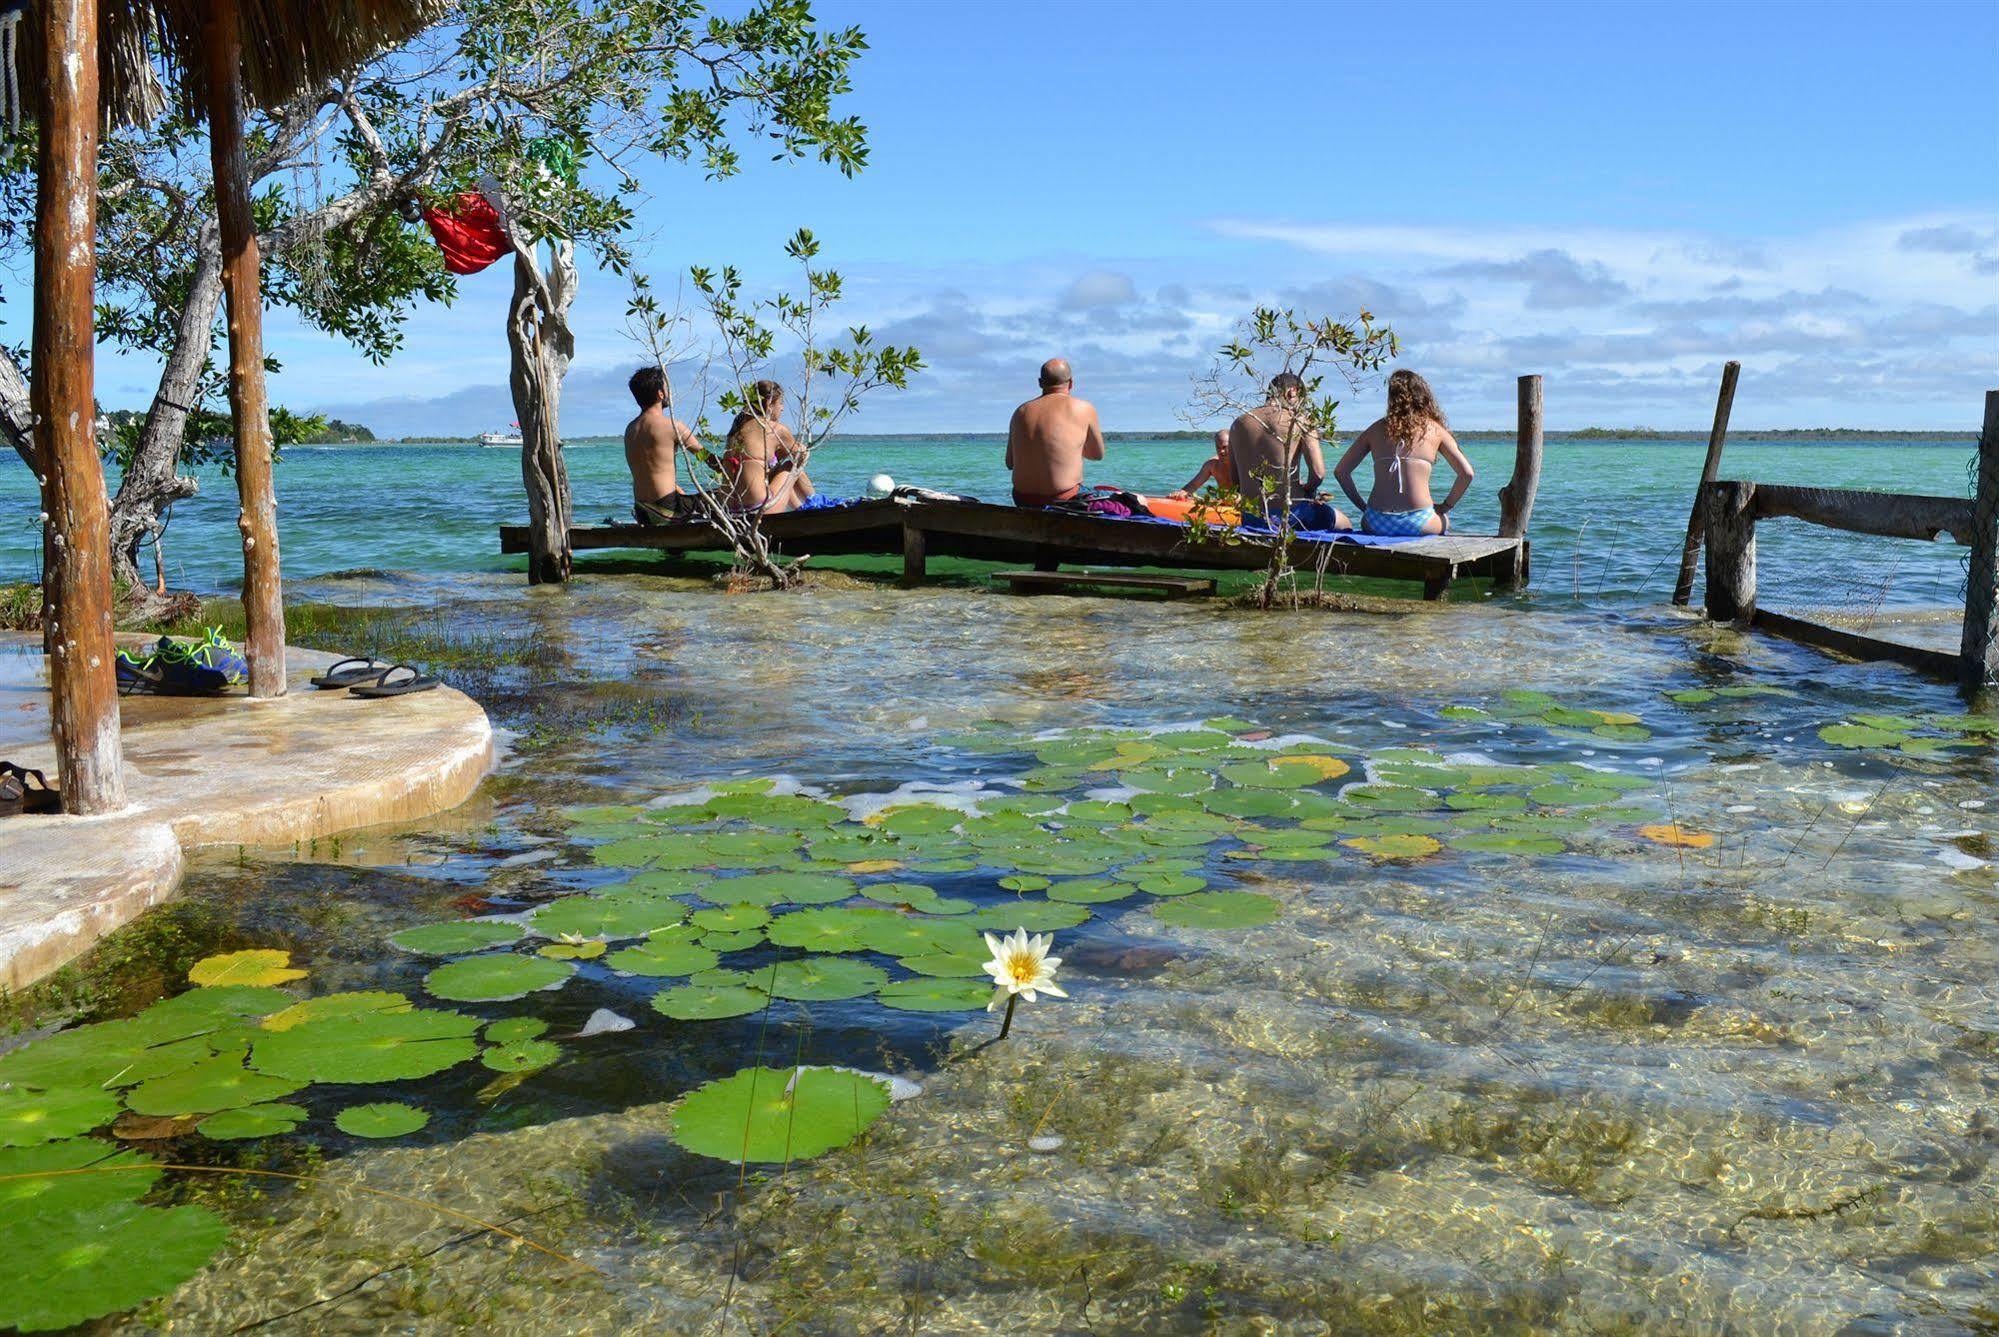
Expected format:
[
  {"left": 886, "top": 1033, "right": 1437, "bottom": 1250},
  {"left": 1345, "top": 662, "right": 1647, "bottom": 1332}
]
[{"left": 981, "top": 928, "right": 1067, "bottom": 1011}]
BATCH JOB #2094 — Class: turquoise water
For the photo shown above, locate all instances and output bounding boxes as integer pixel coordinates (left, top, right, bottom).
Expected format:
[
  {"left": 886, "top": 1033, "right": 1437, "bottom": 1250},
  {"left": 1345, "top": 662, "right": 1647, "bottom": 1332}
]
[{"left": 0, "top": 435, "right": 1983, "bottom": 611}]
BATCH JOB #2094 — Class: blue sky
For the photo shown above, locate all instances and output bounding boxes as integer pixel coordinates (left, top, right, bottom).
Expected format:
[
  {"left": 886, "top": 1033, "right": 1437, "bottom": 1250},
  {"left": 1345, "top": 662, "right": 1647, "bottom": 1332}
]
[{"left": 73, "top": 0, "right": 1999, "bottom": 434}]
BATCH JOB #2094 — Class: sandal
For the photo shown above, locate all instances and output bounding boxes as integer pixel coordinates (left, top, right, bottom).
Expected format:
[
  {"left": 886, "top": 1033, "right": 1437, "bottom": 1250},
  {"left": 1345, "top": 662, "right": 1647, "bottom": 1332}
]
[
  {"left": 0, "top": 762, "right": 61, "bottom": 816},
  {"left": 349, "top": 665, "right": 440, "bottom": 699},
  {"left": 310, "top": 657, "right": 391, "bottom": 690}
]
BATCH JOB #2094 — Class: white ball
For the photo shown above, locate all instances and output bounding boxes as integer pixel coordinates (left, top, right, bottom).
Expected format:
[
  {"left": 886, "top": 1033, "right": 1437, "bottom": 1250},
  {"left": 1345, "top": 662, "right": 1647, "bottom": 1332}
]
[{"left": 868, "top": 473, "right": 895, "bottom": 497}]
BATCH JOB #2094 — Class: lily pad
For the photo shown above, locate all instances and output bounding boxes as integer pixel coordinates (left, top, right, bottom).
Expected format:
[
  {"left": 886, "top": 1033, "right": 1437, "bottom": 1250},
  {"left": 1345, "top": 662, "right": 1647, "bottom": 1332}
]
[
  {"left": 689, "top": 904, "right": 771, "bottom": 933},
  {"left": 668, "top": 1066, "right": 892, "bottom": 1164},
  {"left": 481, "top": 1040, "right": 562, "bottom": 1072},
  {"left": 1341, "top": 833, "right": 1443, "bottom": 860},
  {"left": 389, "top": 920, "right": 525, "bottom": 956},
  {"left": 878, "top": 977, "right": 995, "bottom": 1012},
  {"left": 1151, "top": 891, "right": 1280, "bottom": 930},
  {"left": 197, "top": 1102, "right": 308, "bottom": 1141},
  {"left": 539, "top": 940, "right": 607, "bottom": 960},
  {"left": 0, "top": 1140, "right": 159, "bottom": 1215},
  {"left": 0, "top": 1086, "right": 123, "bottom": 1147},
  {"left": 1451, "top": 831, "right": 1566, "bottom": 856},
  {"left": 261, "top": 991, "right": 411, "bottom": 1032},
  {"left": 970, "top": 901, "right": 1092, "bottom": 932},
  {"left": 1047, "top": 878, "right": 1136, "bottom": 904},
  {"left": 767, "top": 906, "right": 890, "bottom": 953},
  {"left": 766, "top": 958, "right": 889, "bottom": 1001},
  {"left": 425, "top": 954, "right": 574, "bottom": 1002},
  {"left": 996, "top": 874, "right": 1052, "bottom": 893},
  {"left": 188, "top": 949, "right": 306, "bottom": 988},
  {"left": 896, "top": 952, "right": 989, "bottom": 978},
  {"left": 652, "top": 982, "right": 770, "bottom": 1020},
  {"left": 1124, "top": 768, "right": 1214, "bottom": 795},
  {"left": 701, "top": 929, "right": 766, "bottom": 952},
  {"left": 709, "top": 871, "right": 856, "bottom": 907},
  {"left": 0, "top": 1200, "right": 228, "bottom": 1333},
  {"left": 530, "top": 893, "right": 685, "bottom": 940},
  {"left": 1341, "top": 785, "right": 1439, "bottom": 812},
  {"left": 335, "top": 1101, "right": 429, "bottom": 1139},
  {"left": 125, "top": 1055, "right": 303, "bottom": 1117},
  {"left": 1529, "top": 783, "right": 1621, "bottom": 807},
  {"left": 250, "top": 1008, "right": 481, "bottom": 1084},
  {"left": 1819, "top": 722, "right": 1909, "bottom": 748},
  {"left": 484, "top": 1017, "right": 549, "bottom": 1043},
  {"left": 604, "top": 932, "right": 721, "bottom": 978},
  {"left": 1137, "top": 873, "right": 1207, "bottom": 896}
]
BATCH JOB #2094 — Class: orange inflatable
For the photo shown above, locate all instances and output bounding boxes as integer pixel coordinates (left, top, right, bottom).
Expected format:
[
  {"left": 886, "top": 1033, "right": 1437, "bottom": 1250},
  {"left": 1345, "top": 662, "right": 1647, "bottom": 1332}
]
[{"left": 1139, "top": 494, "right": 1241, "bottom": 526}]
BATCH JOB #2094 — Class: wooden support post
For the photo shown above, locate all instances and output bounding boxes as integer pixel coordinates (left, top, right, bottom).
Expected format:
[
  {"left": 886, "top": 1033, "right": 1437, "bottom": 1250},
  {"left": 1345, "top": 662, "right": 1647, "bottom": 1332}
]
[
  {"left": 203, "top": 0, "right": 286, "bottom": 697},
  {"left": 1497, "top": 373, "right": 1543, "bottom": 545},
  {"left": 1960, "top": 390, "right": 1999, "bottom": 697},
  {"left": 1702, "top": 480, "right": 1757, "bottom": 623},
  {"left": 1422, "top": 571, "right": 1454, "bottom": 602},
  {"left": 900, "top": 523, "right": 927, "bottom": 585},
  {"left": 32, "top": 0, "right": 126, "bottom": 814},
  {"left": 1673, "top": 360, "right": 1741, "bottom": 606}
]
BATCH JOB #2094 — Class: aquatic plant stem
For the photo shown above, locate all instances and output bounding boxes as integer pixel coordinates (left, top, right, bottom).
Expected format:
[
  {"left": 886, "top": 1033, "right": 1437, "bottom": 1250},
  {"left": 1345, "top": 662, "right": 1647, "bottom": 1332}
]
[
  {"left": 997, "top": 993, "right": 1018, "bottom": 1040},
  {"left": 0, "top": 1164, "right": 602, "bottom": 1276}
]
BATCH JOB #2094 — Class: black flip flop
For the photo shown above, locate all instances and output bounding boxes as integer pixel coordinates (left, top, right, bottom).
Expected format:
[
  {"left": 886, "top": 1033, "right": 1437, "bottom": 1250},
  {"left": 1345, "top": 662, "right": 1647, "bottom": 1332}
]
[
  {"left": 310, "top": 656, "right": 391, "bottom": 690},
  {"left": 349, "top": 664, "right": 440, "bottom": 699},
  {"left": 0, "top": 762, "right": 61, "bottom": 815}
]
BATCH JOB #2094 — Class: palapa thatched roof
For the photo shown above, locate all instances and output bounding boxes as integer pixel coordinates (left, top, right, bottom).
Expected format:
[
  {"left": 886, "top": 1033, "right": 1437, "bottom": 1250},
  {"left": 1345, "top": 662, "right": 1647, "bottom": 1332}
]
[{"left": 21, "top": 0, "right": 449, "bottom": 127}]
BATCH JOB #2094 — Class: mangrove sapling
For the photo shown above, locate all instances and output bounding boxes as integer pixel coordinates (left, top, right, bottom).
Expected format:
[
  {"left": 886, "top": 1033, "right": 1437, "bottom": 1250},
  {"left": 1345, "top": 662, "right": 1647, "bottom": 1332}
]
[
  {"left": 627, "top": 230, "right": 922, "bottom": 587},
  {"left": 1183, "top": 306, "right": 1399, "bottom": 608}
]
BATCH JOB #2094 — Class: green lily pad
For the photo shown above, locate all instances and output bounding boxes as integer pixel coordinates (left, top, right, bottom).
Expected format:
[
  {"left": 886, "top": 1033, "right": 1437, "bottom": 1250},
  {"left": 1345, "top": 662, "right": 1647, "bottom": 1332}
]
[
  {"left": 1529, "top": 783, "right": 1621, "bottom": 807},
  {"left": 766, "top": 958, "right": 889, "bottom": 1001},
  {"left": 1591, "top": 724, "right": 1652, "bottom": 742},
  {"left": 0, "top": 1086, "right": 122, "bottom": 1147},
  {"left": 1818, "top": 722, "right": 1909, "bottom": 748},
  {"left": 1138, "top": 873, "right": 1207, "bottom": 896},
  {"left": 530, "top": 893, "right": 685, "bottom": 940},
  {"left": 539, "top": 940, "right": 606, "bottom": 960},
  {"left": 873, "top": 805, "right": 965, "bottom": 837},
  {"left": 1341, "top": 785, "right": 1439, "bottom": 812},
  {"left": 1201, "top": 787, "right": 1299, "bottom": 817},
  {"left": 250, "top": 1008, "right": 481, "bottom": 1084},
  {"left": 1047, "top": 878, "right": 1136, "bottom": 904},
  {"left": 261, "top": 991, "right": 411, "bottom": 1032},
  {"left": 896, "top": 952, "right": 989, "bottom": 978},
  {"left": 878, "top": 977, "right": 995, "bottom": 1012},
  {"left": 1063, "top": 799, "right": 1134, "bottom": 823},
  {"left": 969, "top": 901, "right": 1092, "bottom": 932},
  {"left": 389, "top": 920, "right": 525, "bottom": 956},
  {"left": 652, "top": 979, "right": 770, "bottom": 1020},
  {"left": 767, "top": 906, "right": 890, "bottom": 953},
  {"left": 604, "top": 932, "right": 721, "bottom": 978},
  {"left": 481, "top": 1040, "right": 562, "bottom": 1072},
  {"left": 668, "top": 1066, "right": 892, "bottom": 1164},
  {"left": 1151, "top": 891, "right": 1280, "bottom": 930},
  {"left": 197, "top": 1102, "right": 308, "bottom": 1141},
  {"left": 701, "top": 929, "right": 766, "bottom": 952},
  {"left": 1440, "top": 705, "right": 1490, "bottom": 720},
  {"left": 0, "top": 1141, "right": 159, "bottom": 1215},
  {"left": 689, "top": 904, "right": 771, "bottom": 933},
  {"left": 1446, "top": 791, "right": 1527, "bottom": 811},
  {"left": 484, "top": 1017, "right": 548, "bottom": 1043},
  {"left": 1124, "top": 768, "right": 1214, "bottom": 795},
  {"left": 335, "top": 1101, "right": 429, "bottom": 1139},
  {"left": 125, "top": 1054, "right": 304, "bottom": 1117},
  {"left": 136, "top": 985, "right": 293, "bottom": 1031},
  {"left": 0, "top": 1200, "right": 228, "bottom": 1333},
  {"left": 1341, "top": 833, "right": 1443, "bottom": 860},
  {"left": 709, "top": 871, "right": 856, "bottom": 906},
  {"left": 425, "top": 954, "right": 574, "bottom": 1002}
]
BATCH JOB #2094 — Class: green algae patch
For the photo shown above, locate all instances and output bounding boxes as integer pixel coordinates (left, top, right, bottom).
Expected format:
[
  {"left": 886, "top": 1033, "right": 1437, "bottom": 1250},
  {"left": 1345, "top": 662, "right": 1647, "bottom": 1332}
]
[{"left": 668, "top": 1066, "right": 892, "bottom": 1164}]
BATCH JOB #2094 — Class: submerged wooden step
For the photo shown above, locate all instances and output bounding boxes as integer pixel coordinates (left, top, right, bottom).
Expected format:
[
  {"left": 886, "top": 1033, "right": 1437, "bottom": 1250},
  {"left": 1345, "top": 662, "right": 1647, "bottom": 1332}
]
[{"left": 995, "top": 569, "right": 1216, "bottom": 598}]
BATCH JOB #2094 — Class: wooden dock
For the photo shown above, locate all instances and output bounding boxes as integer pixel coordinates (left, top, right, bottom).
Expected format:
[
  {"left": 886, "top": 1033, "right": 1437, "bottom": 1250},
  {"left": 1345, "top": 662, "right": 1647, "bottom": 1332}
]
[{"left": 501, "top": 496, "right": 1530, "bottom": 600}]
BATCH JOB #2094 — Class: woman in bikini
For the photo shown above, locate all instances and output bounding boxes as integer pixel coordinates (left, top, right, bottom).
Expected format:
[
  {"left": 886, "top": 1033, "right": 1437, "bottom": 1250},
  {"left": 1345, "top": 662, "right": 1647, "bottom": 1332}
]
[
  {"left": 1332, "top": 370, "right": 1473, "bottom": 537},
  {"left": 720, "top": 380, "right": 815, "bottom": 514}
]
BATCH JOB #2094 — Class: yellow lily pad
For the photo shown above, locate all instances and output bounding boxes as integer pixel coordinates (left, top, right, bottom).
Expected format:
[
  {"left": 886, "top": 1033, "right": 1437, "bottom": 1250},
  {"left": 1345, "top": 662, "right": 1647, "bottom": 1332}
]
[
  {"left": 1638, "top": 823, "right": 1715, "bottom": 849},
  {"left": 1340, "top": 833, "right": 1442, "bottom": 860},
  {"left": 188, "top": 950, "right": 306, "bottom": 989}
]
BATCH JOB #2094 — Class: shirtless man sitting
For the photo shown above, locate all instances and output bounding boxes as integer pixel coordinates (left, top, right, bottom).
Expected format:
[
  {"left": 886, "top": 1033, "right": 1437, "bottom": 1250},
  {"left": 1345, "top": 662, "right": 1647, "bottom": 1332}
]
[
  {"left": 1005, "top": 358, "right": 1105, "bottom": 507},
  {"left": 1227, "top": 372, "right": 1346, "bottom": 528},
  {"left": 1332, "top": 369, "right": 1473, "bottom": 536},
  {"left": 624, "top": 365, "right": 705, "bottom": 523},
  {"left": 1169, "top": 427, "right": 1230, "bottom": 498}
]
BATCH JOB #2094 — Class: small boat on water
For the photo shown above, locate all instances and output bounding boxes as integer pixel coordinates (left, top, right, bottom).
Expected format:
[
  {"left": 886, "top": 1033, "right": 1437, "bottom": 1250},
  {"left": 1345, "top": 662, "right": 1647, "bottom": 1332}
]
[{"left": 477, "top": 427, "right": 523, "bottom": 448}]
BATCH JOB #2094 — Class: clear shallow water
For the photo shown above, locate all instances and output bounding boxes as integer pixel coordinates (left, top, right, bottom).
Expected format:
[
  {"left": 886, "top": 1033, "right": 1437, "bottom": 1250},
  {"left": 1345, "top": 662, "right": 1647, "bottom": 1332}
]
[
  {"left": 0, "top": 434, "right": 1983, "bottom": 614},
  {"left": 8, "top": 568, "right": 1992, "bottom": 1333}
]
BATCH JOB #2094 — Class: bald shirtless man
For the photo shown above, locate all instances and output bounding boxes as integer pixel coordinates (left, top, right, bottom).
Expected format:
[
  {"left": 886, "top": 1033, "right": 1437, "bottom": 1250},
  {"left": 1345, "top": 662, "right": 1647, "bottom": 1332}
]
[
  {"left": 1005, "top": 358, "right": 1106, "bottom": 507},
  {"left": 624, "top": 366, "right": 704, "bottom": 523},
  {"left": 1227, "top": 371, "right": 1347, "bottom": 528}
]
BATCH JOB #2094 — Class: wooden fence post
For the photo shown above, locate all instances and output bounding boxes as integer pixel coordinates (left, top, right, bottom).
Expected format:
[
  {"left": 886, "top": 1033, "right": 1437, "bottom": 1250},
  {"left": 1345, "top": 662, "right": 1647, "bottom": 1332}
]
[
  {"left": 1703, "top": 480, "right": 1757, "bottom": 623},
  {"left": 900, "top": 523, "right": 927, "bottom": 586},
  {"left": 1960, "top": 390, "right": 1999, "bottom": 696},
  {"left": 1673, "top": 360, "right": 1740, "bottom": 606},
  {"left": 1498, "top": 373, "right": 1543, "bottom": 541},
  {"left": 33, "top": 0, "right": 126, "bottom": 814},
  {"left": 203, "top": 0, "right": 287, "bottom": 697}
]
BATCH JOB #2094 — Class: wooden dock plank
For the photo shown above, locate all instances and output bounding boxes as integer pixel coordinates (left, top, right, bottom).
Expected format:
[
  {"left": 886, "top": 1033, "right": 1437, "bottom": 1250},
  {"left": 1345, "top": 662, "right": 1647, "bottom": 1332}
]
[{"left": 501, "top": 497, "right": 1529, "bottom": 594}]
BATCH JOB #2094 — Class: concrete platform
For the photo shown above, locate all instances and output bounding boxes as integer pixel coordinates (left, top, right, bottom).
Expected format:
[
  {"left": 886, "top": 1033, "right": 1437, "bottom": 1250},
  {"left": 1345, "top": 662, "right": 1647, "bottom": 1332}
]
[{"left": 0, "top": 636, "right": 495, "bottom": 992}]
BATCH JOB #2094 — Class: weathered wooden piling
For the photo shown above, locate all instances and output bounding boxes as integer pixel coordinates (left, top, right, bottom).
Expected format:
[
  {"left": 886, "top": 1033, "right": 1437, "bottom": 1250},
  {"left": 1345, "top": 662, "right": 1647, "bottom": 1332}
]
[
  {"left": 1673, "top": 360, "right": 1740, "bottom": 606},
  {"left": 1961, "top": 390, "right": 1999, "bottom": 695},
  {"left": 1495, "top": 374, "right": 1543, "bottom": 589},
  {"left": 1701, "top": 480, "right": 1757, "bottom": 623}
]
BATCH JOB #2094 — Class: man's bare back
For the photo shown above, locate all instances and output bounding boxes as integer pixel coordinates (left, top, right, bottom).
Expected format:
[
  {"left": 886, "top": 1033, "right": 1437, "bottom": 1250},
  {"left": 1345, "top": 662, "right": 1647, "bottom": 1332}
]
[
  {"left": 624, "top": 405, "right": 697, "bottom": 506},
  {"left": 1227, "top": 381, "right": 1325, "bottom": 516},
  {"left": 1005, "top": 358, "right": 1105, "bottom": 506}
]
